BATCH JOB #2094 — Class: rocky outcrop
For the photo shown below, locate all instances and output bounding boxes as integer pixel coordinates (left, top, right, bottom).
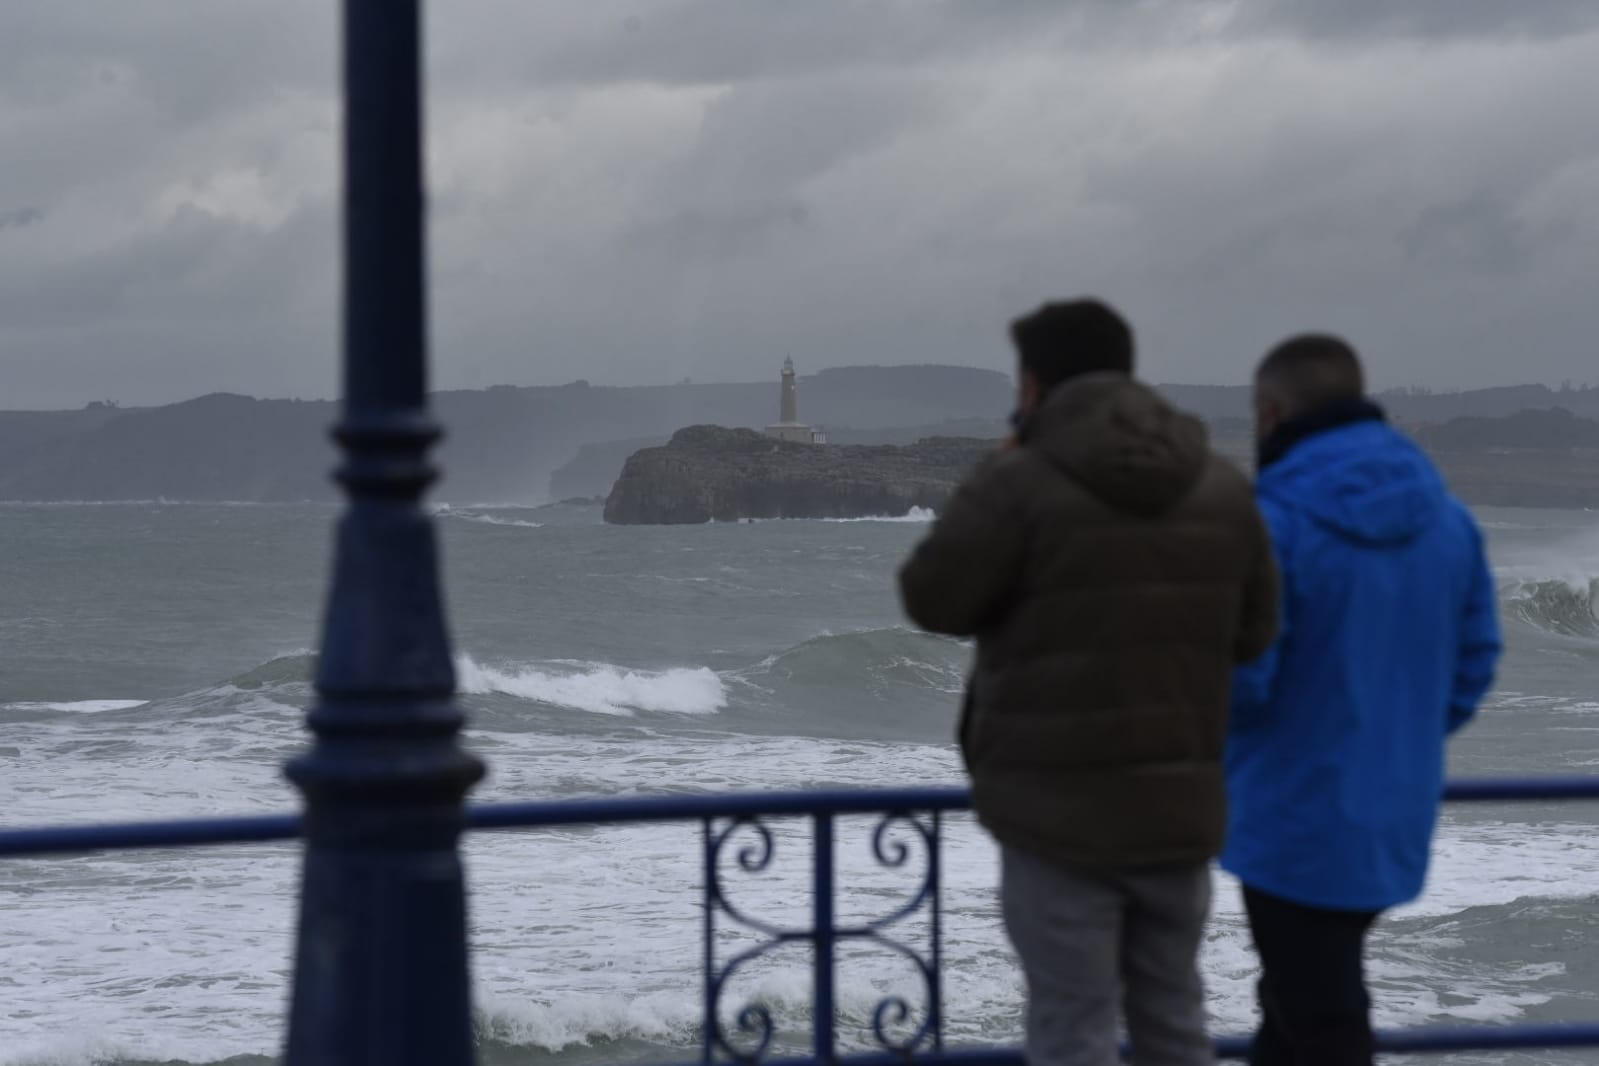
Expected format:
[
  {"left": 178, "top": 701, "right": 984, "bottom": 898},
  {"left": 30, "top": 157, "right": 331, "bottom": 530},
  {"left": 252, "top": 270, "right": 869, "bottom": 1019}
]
[{"left": 603, "top": 425, "right": 995, "bottom": 524}]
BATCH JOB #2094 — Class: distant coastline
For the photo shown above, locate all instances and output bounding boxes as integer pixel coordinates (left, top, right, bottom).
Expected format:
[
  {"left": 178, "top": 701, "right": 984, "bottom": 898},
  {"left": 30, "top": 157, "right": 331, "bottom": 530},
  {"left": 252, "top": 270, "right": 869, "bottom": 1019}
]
[{"left": 2, "top": 371, "right": 1598, "bottom": 508}]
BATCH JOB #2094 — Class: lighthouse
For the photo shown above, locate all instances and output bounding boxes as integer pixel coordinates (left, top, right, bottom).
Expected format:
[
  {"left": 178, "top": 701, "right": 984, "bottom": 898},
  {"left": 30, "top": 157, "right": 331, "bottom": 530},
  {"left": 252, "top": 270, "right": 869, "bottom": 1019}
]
[
  {"left": 780, "top": 356, "right": 798, "bottom": 424},
  {"left": 764, "top": 356, "right": 826, "bottom": 444}
]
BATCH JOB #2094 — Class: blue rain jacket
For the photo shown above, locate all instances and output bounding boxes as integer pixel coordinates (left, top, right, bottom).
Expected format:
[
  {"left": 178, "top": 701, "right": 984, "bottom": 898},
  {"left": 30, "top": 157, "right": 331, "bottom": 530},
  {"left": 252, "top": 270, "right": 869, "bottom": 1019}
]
[{"left": 1222, "top": 417, "right": 1501, "bottom": 911}]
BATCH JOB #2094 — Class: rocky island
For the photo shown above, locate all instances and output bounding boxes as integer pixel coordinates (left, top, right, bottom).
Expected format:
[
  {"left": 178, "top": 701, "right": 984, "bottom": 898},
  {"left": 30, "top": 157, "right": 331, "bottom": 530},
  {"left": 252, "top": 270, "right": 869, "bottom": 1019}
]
[{"left": 603, "top": 425, "right": 994, "bottom": 524}]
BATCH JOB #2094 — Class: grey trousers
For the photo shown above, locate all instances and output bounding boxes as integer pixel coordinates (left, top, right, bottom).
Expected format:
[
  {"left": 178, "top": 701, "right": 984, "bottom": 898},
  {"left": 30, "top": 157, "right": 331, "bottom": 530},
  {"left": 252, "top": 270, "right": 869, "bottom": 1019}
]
[{"left": 1001, "top": 845, "right": 1214, "bottom": 1066}]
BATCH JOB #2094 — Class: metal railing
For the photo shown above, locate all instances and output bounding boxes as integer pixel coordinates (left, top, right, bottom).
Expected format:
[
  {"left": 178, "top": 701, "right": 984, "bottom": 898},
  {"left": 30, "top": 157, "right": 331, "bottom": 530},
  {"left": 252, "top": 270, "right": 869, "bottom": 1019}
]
[{"left": 5, "top": 780, "right": 1599, "bottom": 1063}]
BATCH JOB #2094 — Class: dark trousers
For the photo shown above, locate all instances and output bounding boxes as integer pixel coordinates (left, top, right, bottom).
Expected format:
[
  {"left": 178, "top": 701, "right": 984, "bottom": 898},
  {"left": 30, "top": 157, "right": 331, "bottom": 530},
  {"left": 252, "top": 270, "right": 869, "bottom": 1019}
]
[{"left": 1243, "top": 885, "right": 1380, "bottom": 1066}]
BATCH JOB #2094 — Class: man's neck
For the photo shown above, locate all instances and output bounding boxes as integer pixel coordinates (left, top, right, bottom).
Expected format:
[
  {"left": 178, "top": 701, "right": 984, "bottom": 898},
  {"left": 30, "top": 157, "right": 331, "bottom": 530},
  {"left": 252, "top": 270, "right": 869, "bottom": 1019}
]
[{"left": 1258, "top": 397, "right": 1386, "bottom": 471}]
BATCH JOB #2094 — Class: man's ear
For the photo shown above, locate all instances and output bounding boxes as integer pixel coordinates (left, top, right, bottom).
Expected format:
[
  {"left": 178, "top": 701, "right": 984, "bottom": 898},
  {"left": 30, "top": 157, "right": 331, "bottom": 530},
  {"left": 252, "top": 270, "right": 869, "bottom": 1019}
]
[
  {"left": 1019, "top": 370, "right": 1045, "bottom": 413},
  {"left": 1254, "top": 388, "right": 1285, "bottom": 442}
]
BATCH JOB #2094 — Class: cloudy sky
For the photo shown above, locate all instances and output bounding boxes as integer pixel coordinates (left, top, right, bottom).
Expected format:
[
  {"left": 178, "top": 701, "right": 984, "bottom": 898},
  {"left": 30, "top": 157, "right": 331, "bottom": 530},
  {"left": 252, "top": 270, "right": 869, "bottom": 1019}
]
[{"left": 2, "top": 1, "right": 1598, "bottom": 409}]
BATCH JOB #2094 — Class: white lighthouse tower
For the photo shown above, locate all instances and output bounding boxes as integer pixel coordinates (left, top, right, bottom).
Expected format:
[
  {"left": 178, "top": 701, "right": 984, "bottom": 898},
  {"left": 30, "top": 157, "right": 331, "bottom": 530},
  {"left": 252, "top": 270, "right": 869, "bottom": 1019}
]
[{"left": 764, "top": 356, "right": 826, "bottom": 443}]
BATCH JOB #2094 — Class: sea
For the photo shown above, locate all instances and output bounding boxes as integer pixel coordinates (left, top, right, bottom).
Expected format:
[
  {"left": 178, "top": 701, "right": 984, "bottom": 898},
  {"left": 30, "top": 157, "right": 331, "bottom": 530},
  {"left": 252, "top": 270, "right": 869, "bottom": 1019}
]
[{"left": 1, "top": 500, "right": 1597, "bottom": 1066}]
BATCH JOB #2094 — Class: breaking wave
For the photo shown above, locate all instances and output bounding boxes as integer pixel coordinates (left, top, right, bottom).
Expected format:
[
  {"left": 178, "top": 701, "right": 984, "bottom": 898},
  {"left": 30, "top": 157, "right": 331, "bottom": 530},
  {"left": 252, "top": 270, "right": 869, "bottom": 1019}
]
[
  {"left": 211, "top": 651, "right": 728, "bottom": 718},
  {"left": 821, "top": 507, "right": 937, "bottom": 523},
  {"left": 433, "top": 504, "right": 544, "bottom": 529},
  {"left": 1501, "top": 577, "right": 1599, "bottom": 638},
  {"left": 204, "top": 629, "right": 966, "bottom": 724},
  {"left": 740, "top": 627, "right": 965, "bottom": 692},
  {"left": 456, "top": 656, "right": 727, "bottom": 716},
  {"left": 226, "top": 651, "right": 316, "bottom": 689}
]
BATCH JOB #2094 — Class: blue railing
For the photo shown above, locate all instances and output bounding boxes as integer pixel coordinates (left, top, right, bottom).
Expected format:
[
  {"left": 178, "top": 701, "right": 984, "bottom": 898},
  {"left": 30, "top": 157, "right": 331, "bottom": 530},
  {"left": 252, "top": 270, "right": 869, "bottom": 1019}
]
[
  {"left": 5, "top": 781, "right": 1599, "bottom": 1063},
  {"left": 7, "top": 2, "right": 1594, "bottom": 1064}
]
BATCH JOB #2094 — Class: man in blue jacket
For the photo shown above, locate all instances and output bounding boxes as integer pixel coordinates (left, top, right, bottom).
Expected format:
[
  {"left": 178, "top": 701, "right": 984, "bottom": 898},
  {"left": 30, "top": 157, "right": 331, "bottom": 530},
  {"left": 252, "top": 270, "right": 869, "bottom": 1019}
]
[{"left": 1225, "top": 335, "right": 1502, "bottom": 1066}]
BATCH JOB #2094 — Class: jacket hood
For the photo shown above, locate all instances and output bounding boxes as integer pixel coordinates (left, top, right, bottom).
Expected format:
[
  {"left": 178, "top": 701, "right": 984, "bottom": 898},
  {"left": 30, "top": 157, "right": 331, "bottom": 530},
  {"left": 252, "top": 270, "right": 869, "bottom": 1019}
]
[
  {"left": 1025, "top": 373, "right": 1209, "bottom": 516},
  {"left": 1260, "top": 421, "right": 1443, "bottom": 546}
]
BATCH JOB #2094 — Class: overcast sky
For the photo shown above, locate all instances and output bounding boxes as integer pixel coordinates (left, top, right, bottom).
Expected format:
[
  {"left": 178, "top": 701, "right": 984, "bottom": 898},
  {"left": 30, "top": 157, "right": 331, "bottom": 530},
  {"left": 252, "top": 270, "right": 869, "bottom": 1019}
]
[{"left": 3, "top": 1, "right": 1598, "bottom": 409}]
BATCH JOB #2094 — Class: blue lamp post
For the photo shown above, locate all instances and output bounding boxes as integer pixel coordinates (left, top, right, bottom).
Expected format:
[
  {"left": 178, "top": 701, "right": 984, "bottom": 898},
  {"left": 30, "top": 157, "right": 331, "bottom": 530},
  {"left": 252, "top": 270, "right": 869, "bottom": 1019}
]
[{"left": 283, "top": 2, "right": 485, "bottom": 1063}]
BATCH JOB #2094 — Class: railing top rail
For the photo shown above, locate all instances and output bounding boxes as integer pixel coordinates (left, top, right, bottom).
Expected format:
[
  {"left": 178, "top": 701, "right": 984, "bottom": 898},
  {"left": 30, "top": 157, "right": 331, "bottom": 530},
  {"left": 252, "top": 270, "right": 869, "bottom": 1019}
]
[
  {"left": 0, "top": 813, "right": 300, "bottom": 858},
  {"left": 3, "top": 776, "right": 1599, "bottom": 859},
  {"left": 649, "top": 1020, "right": 1599, "bottom": 1065}
]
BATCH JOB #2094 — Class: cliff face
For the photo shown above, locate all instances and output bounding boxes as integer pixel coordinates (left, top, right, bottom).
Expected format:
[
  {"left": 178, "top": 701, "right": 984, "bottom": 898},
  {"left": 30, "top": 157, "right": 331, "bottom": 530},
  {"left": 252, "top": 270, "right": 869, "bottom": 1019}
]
[
  {"left": 603, "top": 426, "right": 994, "bottom": 524},
  {"left": 549, "top": 436, "right": 668, "bottom": 500}
]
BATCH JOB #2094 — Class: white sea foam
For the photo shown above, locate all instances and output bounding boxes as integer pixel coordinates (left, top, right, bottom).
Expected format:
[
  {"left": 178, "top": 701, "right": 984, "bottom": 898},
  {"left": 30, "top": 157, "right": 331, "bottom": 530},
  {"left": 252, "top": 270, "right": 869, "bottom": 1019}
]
[
  {"left": 456, "top": 655, "right": 727, "bottom": 716},
  {"left": 3, "top": 699, "right": 147, "bottom": 713},
  {"left": 433, "top": 504, "right": 544, "bottom": 528},
  {"left": 464, "top": 514, "right": 545, "bottom": 528},
  {"left": 721, "top": 507, "right": 937, "bottom": 525},
  {"left": 475, "top": 989, "right": 701, "bottom": 1053},
  {"left": 822, "top": 507, "right": 936, "bottom": 523},
  {"left": 4, "top": 720, "right": 1596, "bottom": 1065}
]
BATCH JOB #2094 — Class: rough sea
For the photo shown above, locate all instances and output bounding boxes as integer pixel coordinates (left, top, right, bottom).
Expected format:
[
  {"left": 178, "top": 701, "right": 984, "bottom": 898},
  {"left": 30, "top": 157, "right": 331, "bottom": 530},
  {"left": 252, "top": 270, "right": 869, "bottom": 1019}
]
[{"left": 1, "top": 500, "right": 1597, "bottom": 1066}]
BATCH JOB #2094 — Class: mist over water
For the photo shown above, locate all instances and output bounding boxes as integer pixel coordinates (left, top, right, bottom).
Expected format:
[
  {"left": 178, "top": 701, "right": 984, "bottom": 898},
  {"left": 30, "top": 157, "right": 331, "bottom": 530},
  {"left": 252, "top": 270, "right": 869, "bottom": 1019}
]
[{"left": 1, "top": 502, "right": 1597, "bottom": 1065}]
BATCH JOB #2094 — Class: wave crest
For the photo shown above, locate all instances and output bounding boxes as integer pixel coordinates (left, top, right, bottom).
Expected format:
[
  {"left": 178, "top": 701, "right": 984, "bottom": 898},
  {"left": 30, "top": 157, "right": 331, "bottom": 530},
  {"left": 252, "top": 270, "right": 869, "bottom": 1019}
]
[
  {"left": 433, "top": 504, "right": 544, "bottom": 528},
  {"left": 227, "top": 651, "right": 316, "bottom": 689},
  {"left": 736, "top": 627, "right": 967, "bottom": 697},
  {"left": 1502, "top": 577, "right": 1599, "bottom": 638},
  {"left": 457, "top": 656, "right": 727, "bottom": 716},
  {"left": 822, "top": 507, "right": 936, "bottom": 523},
  {"left": 474, "top": 991, "right": 698, "bottom": 1054}
]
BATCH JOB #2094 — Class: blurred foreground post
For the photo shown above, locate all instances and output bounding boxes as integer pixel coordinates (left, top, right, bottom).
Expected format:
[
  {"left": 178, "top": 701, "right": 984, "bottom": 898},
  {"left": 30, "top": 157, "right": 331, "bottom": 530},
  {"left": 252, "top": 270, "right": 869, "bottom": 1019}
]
[{"left": 283, "top": 1, "right": 485, "bottom": 1063}]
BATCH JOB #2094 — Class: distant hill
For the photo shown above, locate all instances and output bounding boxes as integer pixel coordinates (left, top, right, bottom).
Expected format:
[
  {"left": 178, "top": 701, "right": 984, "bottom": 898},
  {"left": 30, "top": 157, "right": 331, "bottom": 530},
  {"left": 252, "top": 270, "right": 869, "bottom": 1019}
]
[
  {"left": 1385, "top": 385, "right": 1599, "bottom": 423},
  {"left": 1411, "top": 407, "right": 1599, "bottom": 451},
  {"left": 0, "top": 394, "right": 334, "bottom": 502},
  {"left": 5, "top": 371, "right": 1597, "bottom": 505},
  {"left": 1154, "top": 383, "right": 1599, "bottom": 424},
  {"left": 0, "top": 365, "right": 1014, "bottom": 504}
]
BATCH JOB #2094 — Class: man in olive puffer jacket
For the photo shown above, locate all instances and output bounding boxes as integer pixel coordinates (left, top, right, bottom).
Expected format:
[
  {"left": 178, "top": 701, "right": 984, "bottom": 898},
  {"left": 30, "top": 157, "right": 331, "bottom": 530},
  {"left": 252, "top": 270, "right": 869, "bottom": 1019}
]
[{"left": 900, "top": 298, "right": 1280, "bottom": 1066}]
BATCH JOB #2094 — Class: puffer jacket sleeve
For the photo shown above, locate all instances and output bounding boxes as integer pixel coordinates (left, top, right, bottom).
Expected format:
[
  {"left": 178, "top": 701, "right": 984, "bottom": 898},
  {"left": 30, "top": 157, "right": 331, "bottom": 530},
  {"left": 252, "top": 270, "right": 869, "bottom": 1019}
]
[
  {"left": 898, "top": 453, "right": 1028, "bottom": 637},
  {"left": 1447, "top": 508, "right": 1502, "bottom": 734},
  {"left": 1235, "top": 497, "right": 1282, "bottom": 664},
  {"left": 1230, "top": 494, "right": 1292, "bottom": 728}
]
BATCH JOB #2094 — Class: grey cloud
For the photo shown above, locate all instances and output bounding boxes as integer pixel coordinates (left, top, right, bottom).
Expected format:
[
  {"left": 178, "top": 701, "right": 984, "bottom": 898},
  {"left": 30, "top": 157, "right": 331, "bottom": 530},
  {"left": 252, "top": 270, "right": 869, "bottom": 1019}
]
[
  {"left": 3, "top": 1, "right": 1599, "bottom": 407},
  {"left": 1233, "top": 0, "right": 1599, "bottom": 42},
  {"left": 440, "top": 1, "right": 1074, "bottom": 89},
  {"left": 0, "top": 207, "right": 44, "bottom": 231},
  {"left": 622, "top": 72, "right": 954, "bottom": 258},
  {"left": 1400, "top": 194, "right": 1531, "bottom": 274},
  {"left": 629, "top": 200, "right": 811, "bottom": 259},
  {"left": 0, "top": 2, "right": 335, "bottom": 122},
  {"left": 0, "top": 199, "right": 335, "bottom": 329},
  {"left": 428, "top": 1, "right": 1599, "bottom": 94}
]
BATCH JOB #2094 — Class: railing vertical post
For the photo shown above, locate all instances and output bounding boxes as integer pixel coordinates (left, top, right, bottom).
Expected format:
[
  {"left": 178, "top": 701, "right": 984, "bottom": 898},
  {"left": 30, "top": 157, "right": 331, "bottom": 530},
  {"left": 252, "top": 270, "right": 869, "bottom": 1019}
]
[
  {"left": 282, "top": 1, "right": 485, "bottom": 1064},
  {"left": 930, "top": 810, "right": 944, "bottom": 1055},
  {"left": 814, "top": 813, "right": 836, "bottom": 1064},
  {"left": 702, "top": 819, "right": 716, "bottom": 1065}
]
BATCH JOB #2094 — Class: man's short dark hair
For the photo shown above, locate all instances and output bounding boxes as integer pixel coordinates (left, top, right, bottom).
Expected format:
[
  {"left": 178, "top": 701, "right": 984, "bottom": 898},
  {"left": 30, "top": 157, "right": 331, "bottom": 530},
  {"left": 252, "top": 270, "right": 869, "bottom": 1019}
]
[
  {"left": 1256, "top": 334, "right": 1365, "bottom": 412},
  {"left": 1010, "top": 298, "right": 1134, "bottom": 390}
]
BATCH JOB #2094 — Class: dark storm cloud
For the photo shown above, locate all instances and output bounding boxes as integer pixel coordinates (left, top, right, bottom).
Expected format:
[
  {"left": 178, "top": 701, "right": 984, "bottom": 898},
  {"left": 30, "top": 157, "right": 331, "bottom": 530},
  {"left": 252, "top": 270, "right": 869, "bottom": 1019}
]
[
  {"left": 2, "top": 1, "right": 1599, "bottom": 407},
  {"left": 1400, "top": 193, "right": 1533, "bottom": 275},
  {"left": 0, "top": 207, "right": 45, "bottom": 232},
  {"left": 0, "top": 3, "right": 335, "bottom": 121},
  {"left": 1236, "top": 0, "right": 1599, "bottom": 42},
  {"left": 515, "top": 1, "right": 1076, "bottom": 87}
]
